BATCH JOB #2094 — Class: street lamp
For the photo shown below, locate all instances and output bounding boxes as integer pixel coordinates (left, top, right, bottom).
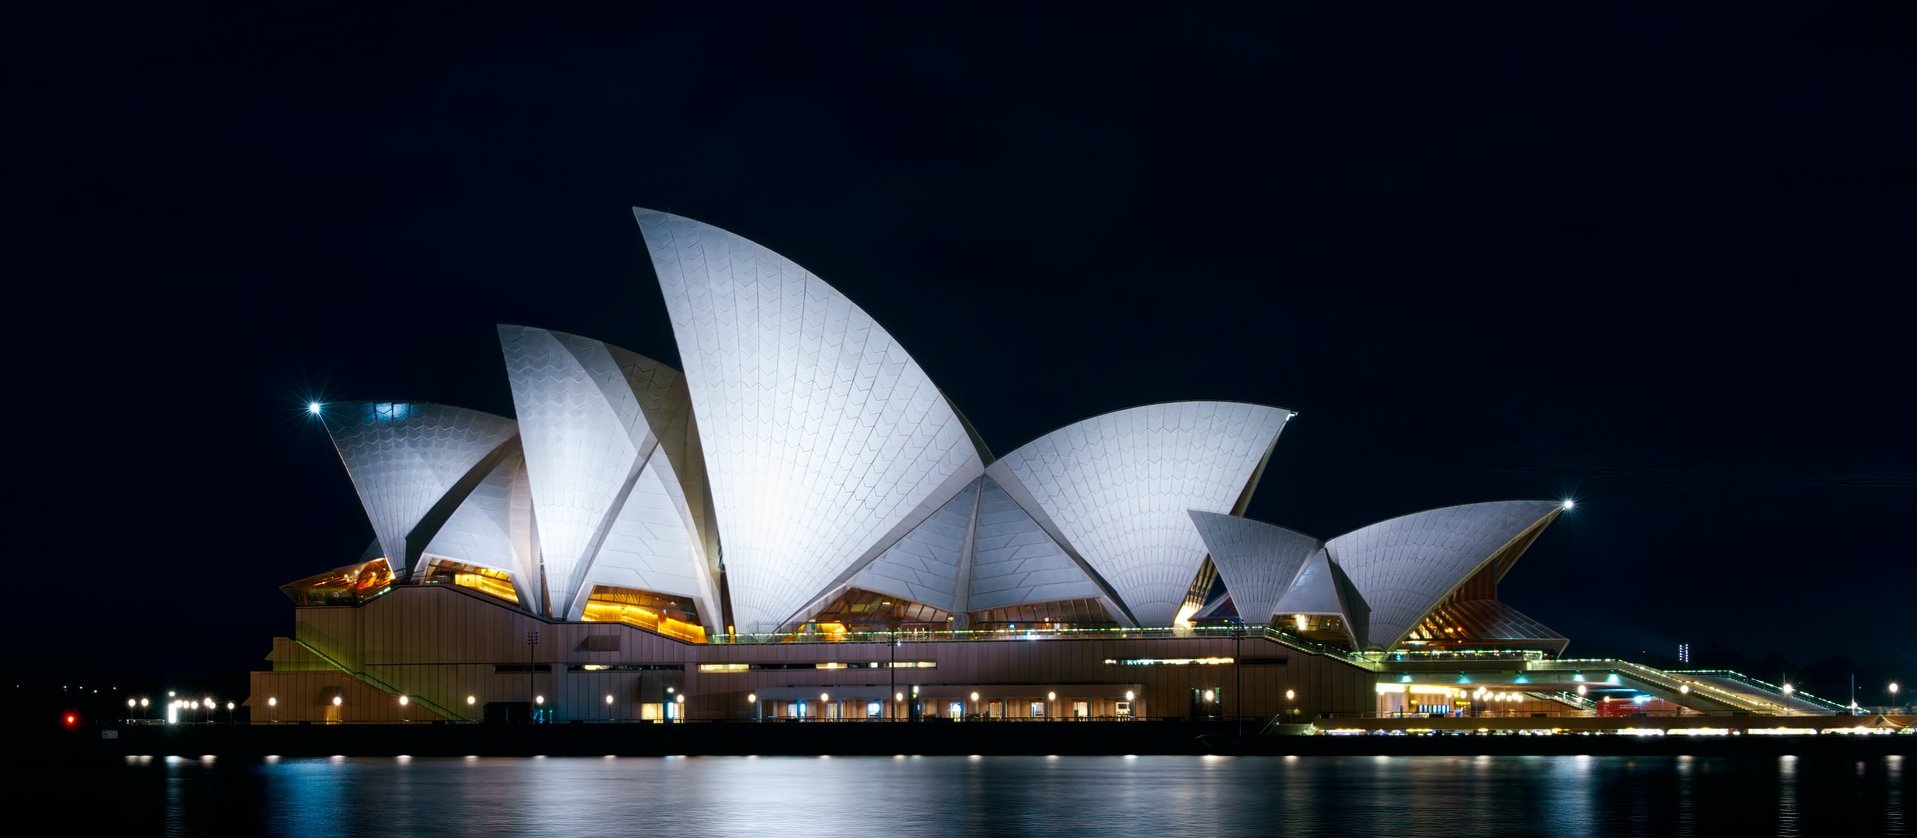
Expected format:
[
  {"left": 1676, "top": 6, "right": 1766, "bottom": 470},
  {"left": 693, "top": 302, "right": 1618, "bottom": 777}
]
[
  {"left": 333, "top": 694, "right": 343, "bottom": 722},
  {"left": 467, "top": 695, "right": 477, "bottom": 721},
  {"left": 1233, "top": 624, "right": 1245, "bottom": 734},
  {"left": 749, "top": 693, "right": 759, "bottom": 723},
  {"left": 970, "top": 691, "right": 980, "bottom": 720},
  {"left": 227, "top": 700, "right": 236, "bottom": 724},
  {"left": 526, "top": 629, "right": 541, "bottom": 723},
  {"left": 268, "top": 696, "right": 277, "bottom": 723},
  {"left": 606, "top": 693, "right": 615, "bottom": 721},
  {"left": 1781, "top": 682, "right": 1794, "bottom": 716},
  {"left": 1891, "top": 682, "right": 1901, "bottom": 709},
  {"left": 1047, "top": 691, "right": 1056, "bottom": 720},
  {"left": 399, "top": 694, "right": 409, "bottom": 722},
  {"left": 675, "top": 692, "right": 685, "bottom": 723}
]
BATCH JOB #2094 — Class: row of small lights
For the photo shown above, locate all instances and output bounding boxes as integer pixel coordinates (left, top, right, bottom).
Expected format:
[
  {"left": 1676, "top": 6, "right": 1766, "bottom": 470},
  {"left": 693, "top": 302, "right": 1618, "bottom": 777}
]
[{"left": 257, "top": 687, "right": 1175, "bottom": 718}]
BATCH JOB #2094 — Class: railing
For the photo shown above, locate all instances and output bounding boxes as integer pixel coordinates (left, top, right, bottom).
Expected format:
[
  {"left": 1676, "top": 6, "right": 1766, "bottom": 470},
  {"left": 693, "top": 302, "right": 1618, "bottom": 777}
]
[
  {"left": 1537, "top": 659, "right": 1781, "bottom": 715},
  {"left": 1670, "top": 669, "right": 1851, "bottom": 713},
  {"left": 292, "top": 639, "right": 465, "bottom": 722}
]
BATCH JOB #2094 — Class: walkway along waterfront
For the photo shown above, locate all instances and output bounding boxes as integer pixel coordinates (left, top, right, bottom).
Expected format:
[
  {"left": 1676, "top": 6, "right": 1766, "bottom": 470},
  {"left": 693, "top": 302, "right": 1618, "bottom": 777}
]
[{"left": 50, "top": 715, "right": 1916, "bottom": 760}]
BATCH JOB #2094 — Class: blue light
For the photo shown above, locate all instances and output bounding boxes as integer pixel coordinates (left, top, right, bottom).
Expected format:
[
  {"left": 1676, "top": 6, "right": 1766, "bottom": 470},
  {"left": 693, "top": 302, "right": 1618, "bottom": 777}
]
[{"left": 372, "top": 402, "right": 413, "bottom": 422}]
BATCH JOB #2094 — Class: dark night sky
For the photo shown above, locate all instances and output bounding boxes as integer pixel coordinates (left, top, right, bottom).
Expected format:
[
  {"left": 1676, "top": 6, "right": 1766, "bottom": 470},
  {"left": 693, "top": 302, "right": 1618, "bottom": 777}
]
[{"left": 4, "top": 3, "right": 1912, "bottom": 685}]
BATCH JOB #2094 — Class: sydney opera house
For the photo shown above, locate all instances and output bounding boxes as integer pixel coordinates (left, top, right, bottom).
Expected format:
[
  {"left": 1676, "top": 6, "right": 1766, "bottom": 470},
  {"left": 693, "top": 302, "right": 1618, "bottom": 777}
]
[{"left": 246, "top": 209, "right": 1579, "bottom": 726}]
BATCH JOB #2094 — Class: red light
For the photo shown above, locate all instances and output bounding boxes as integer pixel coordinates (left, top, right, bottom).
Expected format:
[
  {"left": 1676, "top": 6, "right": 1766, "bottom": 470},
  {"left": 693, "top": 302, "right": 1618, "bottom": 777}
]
[{"left": 63, "top": 712, "right": 79, "bottom": 728}]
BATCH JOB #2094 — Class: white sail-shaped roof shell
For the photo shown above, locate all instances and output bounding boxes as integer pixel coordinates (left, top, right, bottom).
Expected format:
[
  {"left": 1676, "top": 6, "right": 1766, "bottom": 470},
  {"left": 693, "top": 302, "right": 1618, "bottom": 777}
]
[
  {"left": 985, "top": 402, "right": 1291, "bottom": 626},
  {"left": 966, "top": 476, "right": 1107, "bottom": 612},
  {"left": 1274, "top": 548, "right": 1369, "bottom": 649},
  {"left": 499, "top": 325, "right": 717, "bottom": 622},
  {"left": 1187, "top": 511, "right": 1322, "bottom": 627},
  {"left": 843, "top": 478, "right": 981, "bottom": 614},
  {"left": 636, "top": 208, "right": 988, "bottom": 632},
  {"left": 323, "top": 401, "right": 518, "bottom": 578},
  {"left": 420, "top": 448, "right": 542, "bottom": 606},
  {"left": 1325, "top": 500, "right": 1562, "bottom": 651}
]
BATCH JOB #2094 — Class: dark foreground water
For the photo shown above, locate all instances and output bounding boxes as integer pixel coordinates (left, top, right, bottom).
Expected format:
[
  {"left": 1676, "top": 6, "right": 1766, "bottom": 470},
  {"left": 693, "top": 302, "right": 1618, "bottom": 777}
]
[{"left": 38, "top": 752, "right": 1910, "bottom": 837}]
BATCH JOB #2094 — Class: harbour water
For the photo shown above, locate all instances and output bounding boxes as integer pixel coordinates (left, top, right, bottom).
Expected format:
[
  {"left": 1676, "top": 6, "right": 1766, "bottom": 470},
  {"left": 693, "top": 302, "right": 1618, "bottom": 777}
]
[{"left": 34, "top": 752, "right": 1909, "bottom": 836}]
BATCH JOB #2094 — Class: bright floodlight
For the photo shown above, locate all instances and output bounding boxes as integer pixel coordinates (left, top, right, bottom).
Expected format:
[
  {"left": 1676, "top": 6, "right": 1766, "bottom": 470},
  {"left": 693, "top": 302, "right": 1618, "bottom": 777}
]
[
  {"left": 308, "top": 402, "right": 323, "bottom": 415},
  {"left": 1561, "top": 499, "right": 1575, "bottom": 510}
]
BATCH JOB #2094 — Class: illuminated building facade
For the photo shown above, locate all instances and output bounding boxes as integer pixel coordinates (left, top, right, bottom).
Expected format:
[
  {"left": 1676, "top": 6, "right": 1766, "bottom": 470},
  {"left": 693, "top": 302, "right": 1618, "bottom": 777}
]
[{"left": 247, "top": 209, "right": 1574, "bottom": 725}]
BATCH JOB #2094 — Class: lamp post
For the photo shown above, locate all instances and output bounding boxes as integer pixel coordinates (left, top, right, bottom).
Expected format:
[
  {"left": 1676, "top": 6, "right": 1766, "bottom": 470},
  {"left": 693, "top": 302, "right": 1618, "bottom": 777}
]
[
  {"left": 1781, "top": 682, "right": 1794, "bottom": 716},
  {"left": 748, "top": 693, "right": 758, "bottom": 723},
  {"left": 606, "top": 693, "right": 615, "bottom": 722},
  {"left": 1233, "top": 623, "right": 1245, "bottom": 735},
  {"left": 267, "top": 696, "right": 277, "bottom": 723},
  {"left": 675, "top": 692, "right": 685, "bottom": 723},
  {"left": 332, "top": 694, "right": 343, "bottom": 722},
  {"left": 525, "top": 629, "right": 540, "bottom": 724},
  {"left": 399, "top": 694, "right": 409, "bottom": 722},
  {"left": 467, "top": 694, "right": 477, "bottom": 721}
]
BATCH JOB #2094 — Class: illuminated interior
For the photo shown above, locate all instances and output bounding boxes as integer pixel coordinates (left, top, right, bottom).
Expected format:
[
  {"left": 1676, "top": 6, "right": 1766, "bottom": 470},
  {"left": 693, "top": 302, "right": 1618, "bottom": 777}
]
[
  {"left": 809, "top": 588, "right": 952, "bottom": 633},
  {"left": 1400, "top": 598, "right": 1568, "bottom": 654},
  {"left": 1283, "top": 613, "right": 1355, "bottom": 650},
  {"left": 422, "top": 557, "right": 520, "bottom": 605},
  {"left": 280, "top": 558, "right": 394, "bottom": 607},
  {"left": 581, "top": 585, "right": 707, "bottom": 643},
  {"left": 968, "top": 597, "right": 1117, "bottom": 631}
]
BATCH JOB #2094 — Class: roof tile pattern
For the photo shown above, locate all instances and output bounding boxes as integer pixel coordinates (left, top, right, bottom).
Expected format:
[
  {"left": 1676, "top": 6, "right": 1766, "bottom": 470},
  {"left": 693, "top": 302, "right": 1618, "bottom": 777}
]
[
  {"left": 499, "top": 325, "right": 704, "bottom": 618},
  {"left": 985, "top": 402, "right": 1290, "bottom": 626},
  {"left": 967, "top": 476, "right": 1103, "bottom": 612},
  {"left": 1188, "top": 510, "right": 1321, "bottom": 625},
  {"left": 636, "top": 209, "right": 987, "bottom": 632},
  {"left": 844, "top": 478, "right": 981, "bottom": 613},
  {"left": 324, "top": 401, "right": 518, "bottom": 577},
  {"left": 1325, "top": 500, "right": 1562, "bottom": 650}
]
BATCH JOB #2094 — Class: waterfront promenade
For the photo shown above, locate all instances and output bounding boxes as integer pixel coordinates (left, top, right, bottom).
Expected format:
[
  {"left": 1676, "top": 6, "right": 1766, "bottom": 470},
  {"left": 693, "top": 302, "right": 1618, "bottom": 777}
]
[{"left": 41, "top": 715, "right": 1915, "bottom": 761}]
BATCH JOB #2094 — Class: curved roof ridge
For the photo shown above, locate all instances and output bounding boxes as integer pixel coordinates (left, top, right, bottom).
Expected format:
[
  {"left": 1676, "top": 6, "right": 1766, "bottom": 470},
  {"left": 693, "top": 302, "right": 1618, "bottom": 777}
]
[
  {"left": 1326, "top": 499, "right": 1564, "bottom": 651},
  {"left": 320, "top": 401, "right": 521, "bottom": 579},
  {"left": 633, "top": 207, "right": 989, "bottom": 632},
  {"left": 984, "top": 401, "right": 1293, "bottom": 626},
  {"left": 990, "top": 399, "right": 1294, "bottom": 463},
  {"left": 1188, "top": 510, "right": 1323, "bottom": 626}
]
